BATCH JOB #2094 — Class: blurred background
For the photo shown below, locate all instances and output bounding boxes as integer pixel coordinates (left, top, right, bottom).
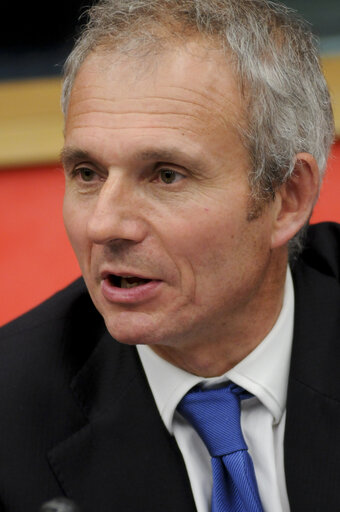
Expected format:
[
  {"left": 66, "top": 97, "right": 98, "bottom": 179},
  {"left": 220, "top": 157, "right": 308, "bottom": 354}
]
[{"left": 1, "top": 0, "right": 340, "bottom": 325}]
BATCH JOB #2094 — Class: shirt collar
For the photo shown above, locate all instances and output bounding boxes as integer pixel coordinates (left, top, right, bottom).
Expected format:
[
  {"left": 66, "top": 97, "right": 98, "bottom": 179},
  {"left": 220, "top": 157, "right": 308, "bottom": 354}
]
[{"left": 137, "top": 267, "right": 294, "bottom": 432}]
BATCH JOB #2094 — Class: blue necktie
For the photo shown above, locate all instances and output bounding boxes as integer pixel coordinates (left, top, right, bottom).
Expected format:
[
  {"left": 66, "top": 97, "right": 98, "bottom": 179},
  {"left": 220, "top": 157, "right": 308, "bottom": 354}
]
[{"left": 178, "top": 383, "right": 264, "bottom": 512}]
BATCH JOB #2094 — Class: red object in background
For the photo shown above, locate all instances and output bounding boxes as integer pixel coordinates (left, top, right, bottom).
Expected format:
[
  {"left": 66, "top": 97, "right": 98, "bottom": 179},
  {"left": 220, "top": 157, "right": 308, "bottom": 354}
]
[
  {"left": 0, "top": 165, "right": 81, "bottom": 326},
  {"left": 310, "top": 140, "right": 340, "bottom": 223},
  {"left": 0, "top": 142, "right": 339, "bottom": 326}
]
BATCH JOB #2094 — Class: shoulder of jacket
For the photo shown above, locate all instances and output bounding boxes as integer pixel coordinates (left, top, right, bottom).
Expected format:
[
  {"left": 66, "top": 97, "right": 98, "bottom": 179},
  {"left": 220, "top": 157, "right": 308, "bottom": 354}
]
[
  {"left": 297, "top": 222, "right": 340, "bottom": 282},
  {"left": 0, "top": 277, "right": 93, "bottom": 340}
]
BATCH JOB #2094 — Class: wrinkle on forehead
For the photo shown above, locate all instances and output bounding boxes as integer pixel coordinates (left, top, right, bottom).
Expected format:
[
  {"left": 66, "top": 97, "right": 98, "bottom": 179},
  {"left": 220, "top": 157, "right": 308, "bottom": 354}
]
[
  {"left": 66, "top": 89, "right": 245, "bottom": 148},
  {"left": 68, "top": 93, "right": 238, "bottom": 133},
  {"left": 68, "top": 39, "right": 246, "bottom": 127}
]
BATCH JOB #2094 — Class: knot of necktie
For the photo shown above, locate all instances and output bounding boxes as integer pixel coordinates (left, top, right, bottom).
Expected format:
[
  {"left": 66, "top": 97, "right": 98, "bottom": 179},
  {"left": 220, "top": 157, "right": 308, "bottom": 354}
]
[{"left": 178, "top": 383, "right": 251, "bottom": 457}]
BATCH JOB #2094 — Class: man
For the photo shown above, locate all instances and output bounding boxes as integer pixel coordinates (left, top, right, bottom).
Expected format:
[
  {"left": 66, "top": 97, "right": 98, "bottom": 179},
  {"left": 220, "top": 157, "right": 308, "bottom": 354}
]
[{"left": 0, "top": 0, "right": 339, "bottom": 511}]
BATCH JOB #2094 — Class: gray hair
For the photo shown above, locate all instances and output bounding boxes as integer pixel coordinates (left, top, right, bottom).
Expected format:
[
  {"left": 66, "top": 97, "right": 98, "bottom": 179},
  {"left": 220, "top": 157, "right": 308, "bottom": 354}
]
[{"left": 62, "top": 0, "right": 334, "bottom": 256}]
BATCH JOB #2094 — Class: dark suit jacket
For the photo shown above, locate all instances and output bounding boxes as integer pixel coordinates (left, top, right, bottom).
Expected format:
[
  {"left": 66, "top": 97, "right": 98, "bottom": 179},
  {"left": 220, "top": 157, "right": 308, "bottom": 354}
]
[{"left": 0, "top": 222, "right": 339, "bottom": 512}]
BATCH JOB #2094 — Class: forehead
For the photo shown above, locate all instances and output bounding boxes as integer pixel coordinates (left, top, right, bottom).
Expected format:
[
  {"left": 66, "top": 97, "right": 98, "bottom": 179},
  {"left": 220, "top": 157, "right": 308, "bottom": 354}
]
[{"left": 64, "top": 40, "right": 246, "bottom": 163}]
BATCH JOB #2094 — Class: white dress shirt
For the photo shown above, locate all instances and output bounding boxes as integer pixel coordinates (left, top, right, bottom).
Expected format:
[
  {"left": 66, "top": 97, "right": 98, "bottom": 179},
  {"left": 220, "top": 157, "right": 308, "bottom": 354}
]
[{"left": 137, "top": 267, "right": 294, "bottom": 512}]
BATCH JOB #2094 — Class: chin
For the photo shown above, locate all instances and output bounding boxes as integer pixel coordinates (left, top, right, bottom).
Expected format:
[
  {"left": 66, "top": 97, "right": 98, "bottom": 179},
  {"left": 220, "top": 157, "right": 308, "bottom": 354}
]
[{"left": 103, "top": 310, "right": 167, "bottom": 347}]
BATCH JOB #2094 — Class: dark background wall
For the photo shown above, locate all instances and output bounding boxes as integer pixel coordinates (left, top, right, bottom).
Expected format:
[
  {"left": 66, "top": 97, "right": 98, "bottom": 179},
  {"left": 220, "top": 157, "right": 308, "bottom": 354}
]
[
  {"left": 0, "top": 1, "right": 89, "bottom": 79},
  {"left": 1, "top": 0, "right": 340, "bottom": 80}
]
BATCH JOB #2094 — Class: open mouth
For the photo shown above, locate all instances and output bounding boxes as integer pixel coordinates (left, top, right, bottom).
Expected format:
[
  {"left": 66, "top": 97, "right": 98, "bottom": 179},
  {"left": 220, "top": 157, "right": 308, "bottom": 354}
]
[{"left": 107, "top": 275, "right": 152, "bottom": 289}]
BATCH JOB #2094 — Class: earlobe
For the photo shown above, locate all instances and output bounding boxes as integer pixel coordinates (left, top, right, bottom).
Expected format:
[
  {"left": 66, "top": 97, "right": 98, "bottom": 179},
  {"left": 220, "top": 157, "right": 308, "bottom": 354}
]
[{"left": 271, "top": 153, "right": 320, "bottom": 249}]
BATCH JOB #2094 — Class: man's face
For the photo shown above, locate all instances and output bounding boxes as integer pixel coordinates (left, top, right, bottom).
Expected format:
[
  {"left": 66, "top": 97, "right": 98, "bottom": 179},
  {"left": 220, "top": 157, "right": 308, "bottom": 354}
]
[{"left": 63, "top": 41, "right": 281, "bottom": 370}]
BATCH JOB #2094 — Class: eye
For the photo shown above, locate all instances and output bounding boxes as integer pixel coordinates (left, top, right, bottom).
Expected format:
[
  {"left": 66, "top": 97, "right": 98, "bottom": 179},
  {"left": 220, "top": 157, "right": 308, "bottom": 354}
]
[
  {"left": 159, "top": 168, "right": 183, "bottom": 184},
  {"left": 75, "top": 167, "right": 97, "bottom": 182}
]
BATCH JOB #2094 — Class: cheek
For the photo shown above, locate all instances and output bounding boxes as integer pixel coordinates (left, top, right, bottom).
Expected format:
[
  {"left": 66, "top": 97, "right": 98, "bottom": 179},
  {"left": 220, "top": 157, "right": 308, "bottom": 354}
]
[
  {"left": 167, "top": 203, "right": 270, "bottom": 289},
  {"left": 172, "top": 206, "right": 240, "bottom": 256},
  {"left": 163, "top": 207, "right": 241, "bottom": 291}
]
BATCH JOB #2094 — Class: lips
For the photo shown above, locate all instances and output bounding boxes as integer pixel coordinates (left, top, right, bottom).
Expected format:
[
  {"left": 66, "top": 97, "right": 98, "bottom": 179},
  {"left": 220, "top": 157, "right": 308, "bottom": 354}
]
[{"left": 100, "top": 271, "right": 162, "bottom": 304}]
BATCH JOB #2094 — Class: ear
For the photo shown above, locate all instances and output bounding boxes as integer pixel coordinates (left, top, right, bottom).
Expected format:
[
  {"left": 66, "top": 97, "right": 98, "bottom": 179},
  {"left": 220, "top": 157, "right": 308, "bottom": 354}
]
[{"left": 271, "top": 153, "right": 320, "bottom": 249}]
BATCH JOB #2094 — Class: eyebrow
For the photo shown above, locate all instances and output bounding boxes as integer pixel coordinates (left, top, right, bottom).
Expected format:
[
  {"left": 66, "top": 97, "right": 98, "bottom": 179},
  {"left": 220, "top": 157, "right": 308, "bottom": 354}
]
[
  {"left": 61, "top": 146, "right": 206, "bottom": 175},
  {"left": 139, "top": 150, "right": 179, "bottom": 161},
  {"left": 60, "top": 147, "right": 93, "bottom": 168}
]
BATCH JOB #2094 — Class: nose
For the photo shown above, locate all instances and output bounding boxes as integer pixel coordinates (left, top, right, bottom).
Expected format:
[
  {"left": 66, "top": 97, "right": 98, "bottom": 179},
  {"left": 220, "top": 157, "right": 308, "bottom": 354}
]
[{"left": 87, "top": 176, "right": 148, "bottom": 245}]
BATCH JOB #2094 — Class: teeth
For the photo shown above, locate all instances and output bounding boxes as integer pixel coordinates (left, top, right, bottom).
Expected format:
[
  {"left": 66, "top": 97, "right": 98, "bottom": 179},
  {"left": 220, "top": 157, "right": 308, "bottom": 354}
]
[
  {"left": 120, "top": 277, "right": 143, "bottom": 289},
  {"left": 108, "top": 275, "right": 150, "bottom": 288}
]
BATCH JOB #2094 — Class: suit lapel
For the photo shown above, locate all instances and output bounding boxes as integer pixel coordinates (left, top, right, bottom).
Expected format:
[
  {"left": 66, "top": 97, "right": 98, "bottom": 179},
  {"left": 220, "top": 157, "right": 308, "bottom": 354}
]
[
  {"left": 285, "top": 261, "right": 340, "bottom": 510},
  {"left": 48, "top": 331, "right": 196, "bottom": 512}
]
